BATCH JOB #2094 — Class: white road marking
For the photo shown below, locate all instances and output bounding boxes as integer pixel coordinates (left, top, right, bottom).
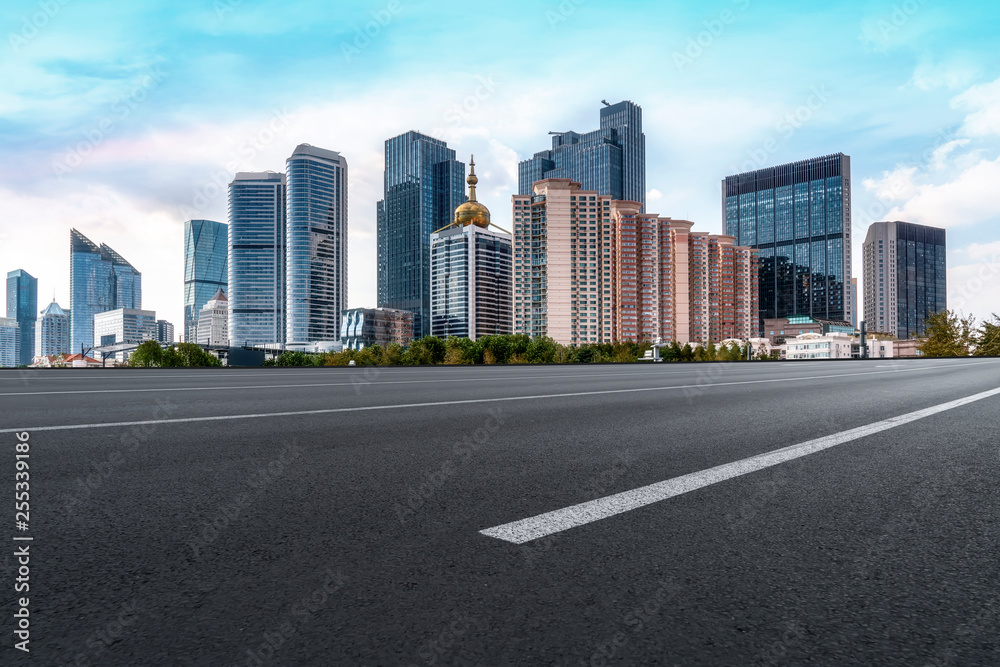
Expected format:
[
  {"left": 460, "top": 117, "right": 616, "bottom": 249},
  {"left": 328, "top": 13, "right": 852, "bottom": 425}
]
[
  {"left": 1, "top": 362, "right": 996, "bottom": 434},
  {"left": 479, "top": 385, "right": 1000, "bottom": 544}
]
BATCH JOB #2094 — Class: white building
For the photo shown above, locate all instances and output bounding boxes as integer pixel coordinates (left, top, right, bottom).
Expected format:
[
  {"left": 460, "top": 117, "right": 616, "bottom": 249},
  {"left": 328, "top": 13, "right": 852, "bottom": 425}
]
[
  {"left": 36, "top": 300, "right": 71, "bottom": 356},
  {"left": 786, "top": 332, "right": 856, "bottom": 360},
  {"left": 93, "top": 308, "right": 157, "bottom": 362},
  {"left": 0, "top": 318, "right": 20, "bottom": 367},
  {"left": 197, "top": 289, "right": 229, "bottom": 347}
]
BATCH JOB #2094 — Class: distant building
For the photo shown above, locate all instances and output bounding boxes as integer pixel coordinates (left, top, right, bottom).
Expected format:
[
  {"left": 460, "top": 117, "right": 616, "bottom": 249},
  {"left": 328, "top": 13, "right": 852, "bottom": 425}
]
[
  {"left": 763, "top": 315, "right": 855, "bottom": 345},
  {"left": 786, "top": 332, "right": 855, "bottom": 360},
  {"left": 30, "top": 353, "right": 102, "bottom": 368},
  {"left": 93, "top": 308, "right": 156, "bottom": 363},
  {"left": 863, "top": 221, "right": 946, "bottom": 339},
  {"left": 519, "top": 100, "right": 646, "bottom": 209},
  {"left": 197, "top": 290, "right": 229, "bottom": 347},
  {"left": 378, "top": 132, "right": 466, "bottom": 339},
  {"left": 36, "top": 300, "right": 71, "bottom": 356},
  {"left": 722, "top": 153, "right": 853, "bottom": 332},
  {"left": 184, "top": 220, "right": 228, "bottom": 343},
  {"left": 850, "top": 278, "right": 858, "bottom": 329},
  {"left": 156, "top": 320, "right": 175, "bottom": 345},
  {"left": 340, "top": 308, "right": 414, "bottom": 350},
  {"left": 228, "top": 172, "right": 286, "bottom": 347},
  {"left": 430, "top": 158, "right": 513, "bottom": 340},
  {"left": 6, "top": 269, "right": 37, "bottom": 366},
  {"left": 512, "top": 179, "right": 757, "bottom": 346},
  {"left": 0, "top": 318, "right": 19, "bottom": 367},
  {"left": 286, "top": 144, "right": 348, "bottom": 346},
  {"left": 70, "top": 229, "right": 141, "bottom": 354}
]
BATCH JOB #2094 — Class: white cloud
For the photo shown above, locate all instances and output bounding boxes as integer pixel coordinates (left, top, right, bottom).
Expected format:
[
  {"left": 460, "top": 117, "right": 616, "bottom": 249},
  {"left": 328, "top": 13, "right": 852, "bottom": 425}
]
[
  {"left": 953, "top": 76, "right": 1000, "bottom": 137},
  {"left": 647, "top": 188, "right": 663, "bottom": 202}
]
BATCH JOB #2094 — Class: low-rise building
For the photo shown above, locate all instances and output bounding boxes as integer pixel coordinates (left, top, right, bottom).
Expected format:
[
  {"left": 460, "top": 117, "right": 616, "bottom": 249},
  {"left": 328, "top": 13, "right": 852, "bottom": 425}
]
[
  {"left": 786, "top": 332, "right": 856, "bottom": 360},
  {"left": 30, "top": 353, "right": 102, "bottom": 368},
  {"left": 764, "top": 316, "right": 856, "bottom": 346},
  {"left": 93, "top": 308, "right": 157, "bottom": 362}
]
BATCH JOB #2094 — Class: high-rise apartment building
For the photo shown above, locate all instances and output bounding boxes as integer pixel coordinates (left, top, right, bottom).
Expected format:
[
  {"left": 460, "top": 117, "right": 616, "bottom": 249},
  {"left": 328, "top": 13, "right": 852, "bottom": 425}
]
[
  {"left": 513, "top": 179, "right": 757, "bottom": 346},
  {"left": 197, "top": 289, "right": 229, "bottom": 347},
  {"left": 156, "top": 320, "right": 175, "bottom": 345},
  {"left": 93, "top": 308, "right": 157, "bottom": 363},
  {"left": 863, "top": 221, "right": 946, "bottom": 339},
  {"left": 430, "top": 159, "right": 513, "bottom": 340},
  {"left": 518, "top": 100, "right": 646, "bottom": 208},
  {"left": 0, "top": 318, "right": 19, "bottom": 367},
  {"left": 228, "top": 172, "right": 286, "bottom": 348},
  {"left": 340, "top": 308, "right": 414, "bottom": 350},
  {"left": 184, "top": 219, "right": 228, "bottom": 343},
  {"left": 722, "top": 153, "right": 852, "bottom": 331},
  {"left": 70, "top": 229, "right": 142, "bottom": 354},
  {"left": 6, "top": 269, "right": 37, "bottom": 366},
  {"left": 286, "top": 144, "right": 348, "bottom": 346},
  {"left": 378, "top": 132, "right": 466, "bottom": 338},
  {"left": 36, "top": 300, "right": 70, "bottom": 357}
]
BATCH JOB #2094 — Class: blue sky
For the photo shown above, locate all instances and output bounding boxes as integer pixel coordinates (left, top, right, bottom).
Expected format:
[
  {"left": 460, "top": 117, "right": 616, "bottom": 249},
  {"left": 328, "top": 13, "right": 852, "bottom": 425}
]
[{"left": 2, "top": 0, "right": 999, "bottom": 330}]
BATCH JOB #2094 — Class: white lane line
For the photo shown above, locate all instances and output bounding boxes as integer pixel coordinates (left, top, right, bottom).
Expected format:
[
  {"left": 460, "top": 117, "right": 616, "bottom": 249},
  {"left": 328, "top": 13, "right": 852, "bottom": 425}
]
[
  {"left": 479, "top": 385, "right": 1000, "bottom": 545},
  {"left": 1, "top": 363, "right": 997, "bottom": 434}
]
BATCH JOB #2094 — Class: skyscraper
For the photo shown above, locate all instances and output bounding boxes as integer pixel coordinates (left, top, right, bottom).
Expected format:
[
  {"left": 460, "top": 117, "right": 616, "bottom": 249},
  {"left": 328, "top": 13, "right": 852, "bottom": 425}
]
[
  {"left": 286, "top": 144, "right": 348, "bottom": 345},
  {"left": 69, "top": 229, "right": 141, "bottom": 354},
  {"left": 863, "top": 221, "right": 946, "bottom": 339},
  {"left": 6, "top": 269, "right": 37, "bottom": 366},
  {"left": 378, "top": 132, "right": 466, "bottom": 338},
  {"left": 156, "top": 320, "right": 175, "bottom": 345},
  {"left": 518, "top": 100, "right": 646, "bottom": 208},
  {"left": 228, "top": 172, "right": 286, "bottom": 348},
  {"left": 184, "top": 219, "right": 228, "bottom": 343},
  {"left": 197, "top": 289, "right": 229, "bottom": 347},
  {"left": 722, "top": 153, "right": 853, "bottom": 331},
  {"left": 430, "top": 158, "right": 513, "bottom": 340},
  {"left": 36, "top": 300, "right": 70, "bottom": 357},
  {"left": 0, "top": 318, "right": 18, "bottom": 368}
]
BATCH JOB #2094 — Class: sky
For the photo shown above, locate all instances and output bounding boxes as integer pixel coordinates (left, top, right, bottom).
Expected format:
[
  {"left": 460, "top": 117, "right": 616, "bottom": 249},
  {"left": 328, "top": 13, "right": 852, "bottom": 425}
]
[{"left": 2, "top": 0, "right": 1000, "bottom": 332}]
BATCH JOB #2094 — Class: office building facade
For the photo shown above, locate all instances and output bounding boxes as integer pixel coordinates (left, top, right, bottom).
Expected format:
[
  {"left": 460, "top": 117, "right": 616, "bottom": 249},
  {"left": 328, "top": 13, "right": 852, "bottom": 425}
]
[
  {"left": 184, "top": 219, "right": 228, "bottom": 343},
  {"left": 36, "top": 300, "right": 71, "bottom": 357},
  {"left": 863, "top": 221, "right": 946, "bottom": 339},
  {"left": 6, "top": 269, "right": 37, "bottom": 366},
  {"left": 93, "top": 308, "right": 157, "bottom": 363},
  {"left": 70, "top": 229, "right": 142, "bottom": 354},
  {"left": 722, "top": 153, "right": 852, "bottom": 331},
  {"left": 0, "top": 318, "right": 19, "bottom": 367},
  {"left": 513, "top": 179, "right": 757, "bottom": 346},
  {"left": 197, "top": 289, "right": 229, "bottom": 347},
  {"left": 285, "top": 144, "right": 348, "bottom": 345},
  {"left": 228, "top": 172, "right": 286, "bottom": 347},
  {"left": 340, "top": 308, "right": 414, "bottom": 350},
  {"left": 378, "top": 132, "right": 466, "bottom": 339},
  {"left": 518, "top": 100, "right": 646, "bottom": 208},
  {"left": 156, "top": 320, "right": 175, "bottom": 345}
]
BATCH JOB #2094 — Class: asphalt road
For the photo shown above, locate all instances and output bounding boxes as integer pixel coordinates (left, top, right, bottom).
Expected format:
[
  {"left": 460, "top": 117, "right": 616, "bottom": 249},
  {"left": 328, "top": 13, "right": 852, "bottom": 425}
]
[{"left": 2, "top": 358, "right": 1000, "bottom": 666}]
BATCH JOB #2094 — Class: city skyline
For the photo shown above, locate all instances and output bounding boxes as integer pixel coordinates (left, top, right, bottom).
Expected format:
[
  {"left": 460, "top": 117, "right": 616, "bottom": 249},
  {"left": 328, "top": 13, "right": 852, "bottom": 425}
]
[{"left": 2, "top": 1, "right": 1000, "bottom": 333}]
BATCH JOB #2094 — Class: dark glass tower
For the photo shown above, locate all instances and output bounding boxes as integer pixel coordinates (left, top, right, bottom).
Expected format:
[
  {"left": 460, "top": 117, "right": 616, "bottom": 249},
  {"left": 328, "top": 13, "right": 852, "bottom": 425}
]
[
  {"left": 518, "top": 100, "right": 645, "bottom": 208},
  {"left": 285, "top": 144, "right": 348, "bottom": 345},
  {"left": 183, "top": 219, "right": 228, "bottom": 343},
  {"left": 722, "top": 153, "right": 853, "bottom": 330},
  {"left": 6, "top": 269, "right": 37, "bottom": 366},
  {"left": 228, "top": 172, "right": 286, "bottom": 347},
  {"left": 377, "top": 132, "right": 466, "bottom": 338},
  {"left": 69, "top": 229, "right": 141, "bottom": 354}
]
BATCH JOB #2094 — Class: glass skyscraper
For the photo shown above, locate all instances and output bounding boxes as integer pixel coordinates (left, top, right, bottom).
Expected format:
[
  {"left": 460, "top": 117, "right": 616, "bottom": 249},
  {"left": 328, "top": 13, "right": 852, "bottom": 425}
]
[
  {"left": 36, "top": 300, "right": 70, "bottom": 357},
  {"left": 69, "top": 229, "right": 142, "bottom": 354},
  {"left": 863, "top": 221, "right": 946, "bottom": 339},
  {"left": 184, "top": 219, "right": 228, "bottom": 343},
  {"left": 722, "top": 153, "right": 853, "bottom": 330},
  {"left": 518, "top": 100, "right": 646, "bottom": 208},
  {"left": 228, "top": 172, "right": 286, "bottom": 347},
  {"left": 285, "top": 144, "right": 348, "bottom": 345},
  {"left": 377, "top": 132, "right": 466, "bottom": 338},
  {"left": 6, "top": 269, "right": 37, "bottom": 366}
]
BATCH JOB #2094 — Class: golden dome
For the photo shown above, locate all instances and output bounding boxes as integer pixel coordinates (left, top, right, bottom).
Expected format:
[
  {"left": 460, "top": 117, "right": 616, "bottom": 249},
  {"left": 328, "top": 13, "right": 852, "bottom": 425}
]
[{"left": 453, "top": 156, "right": 491, "bottom": 228}]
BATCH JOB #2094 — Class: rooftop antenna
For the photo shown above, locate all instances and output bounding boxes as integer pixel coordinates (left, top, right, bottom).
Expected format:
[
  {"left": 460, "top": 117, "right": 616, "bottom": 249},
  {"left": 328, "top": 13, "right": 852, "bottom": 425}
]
[{"left": 601, "top": 100, "right": 611, "bottom": 107}]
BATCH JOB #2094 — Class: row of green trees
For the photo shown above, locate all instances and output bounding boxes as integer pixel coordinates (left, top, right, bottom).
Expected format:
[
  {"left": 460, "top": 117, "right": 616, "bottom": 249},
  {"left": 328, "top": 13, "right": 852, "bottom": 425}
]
[
  {"left": 128, "top": 341, "right": 222, "bottom": 367},
  {"left": 263, "top": 335, "right": 773, "bottom": 367},
  {"left": 920, "top": 311, "right": 1000, "bottom": 357}
]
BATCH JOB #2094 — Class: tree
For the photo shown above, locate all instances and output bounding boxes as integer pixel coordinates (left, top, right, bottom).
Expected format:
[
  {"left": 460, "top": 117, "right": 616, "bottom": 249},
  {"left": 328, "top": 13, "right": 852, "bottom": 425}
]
[
  {"left": 680, "top": 343, "right": 695, "bottom": 362},
  {"left": 129, "top": 340, "right": 164, "bottom": 367},
  {"left": 974, "top": 314, "right": 1000, "bottom": 357},
  {"left": 919, "top": 310, "right": 976, "bottom": 358}
]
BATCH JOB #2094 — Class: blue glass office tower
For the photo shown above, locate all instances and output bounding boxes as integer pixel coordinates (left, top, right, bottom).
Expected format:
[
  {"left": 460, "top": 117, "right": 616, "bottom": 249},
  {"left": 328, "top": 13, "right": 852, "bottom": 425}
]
[
  {"left": 286, "top": 144, "right": 348, "bottom": 345},
  {"left": 6, "top": 269, "right": 37, "bottom": 366},
  {"left": 228, "top": 172, "right": 286, "bottom": 347},
  {"left": 518, "top": 100, "right": 645, "bottom": 208},
  {"left": 184, "top": 219, "right": 228, "bottom": 343},
  {"left": 722, "top": 153, "right": 853, "bottom": 330},
  {"left": 377, "top": 132, "right": 466, "bottom": 338},
  {"left": 69, "top": 229, "right": 141, "bottom": 354}
]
